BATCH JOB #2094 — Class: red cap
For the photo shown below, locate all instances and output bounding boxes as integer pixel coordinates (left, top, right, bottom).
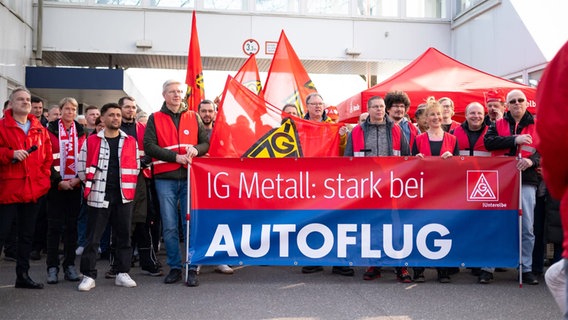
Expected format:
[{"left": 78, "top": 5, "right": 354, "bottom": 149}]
[
  {"left": 325, "top": 106, "right": 339, "bottom": 121},
  {"left": 485, "top": 89, "right": 505, "bottom": 103}
]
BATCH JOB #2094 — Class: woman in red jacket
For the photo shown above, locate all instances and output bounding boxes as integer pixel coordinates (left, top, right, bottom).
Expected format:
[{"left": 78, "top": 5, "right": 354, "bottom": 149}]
[{"left": 0, "top": 87, "right": 52, "bottom": 289}]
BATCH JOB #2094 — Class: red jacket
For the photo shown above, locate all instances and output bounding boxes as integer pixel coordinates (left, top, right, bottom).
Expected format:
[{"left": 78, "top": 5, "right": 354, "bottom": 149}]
[
  {"left": 0, "top": 109, "right": 53, "bottom": 204},
  {"left": 536, "top": 40, "right": 568, "bottom": 258}
]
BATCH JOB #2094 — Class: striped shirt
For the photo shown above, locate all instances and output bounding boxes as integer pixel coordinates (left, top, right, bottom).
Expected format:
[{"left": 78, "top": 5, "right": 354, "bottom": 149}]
[{"left": 78, "top": 129, "right": 140, "bottom": 208}]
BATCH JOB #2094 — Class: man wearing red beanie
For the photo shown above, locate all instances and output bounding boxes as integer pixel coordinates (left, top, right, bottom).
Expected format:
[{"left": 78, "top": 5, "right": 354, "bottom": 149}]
[{"left": 484, "top": 89, "right": 506, "bottom": 124}]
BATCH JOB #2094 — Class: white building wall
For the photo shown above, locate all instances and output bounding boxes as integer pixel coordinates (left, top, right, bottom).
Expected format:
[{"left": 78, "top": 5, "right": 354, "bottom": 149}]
[
  {"left": 452, "top": 0, "right": 568, "bottom": 80},
  {"left": 40, "top": 5, "right": 450, "bottom": 66},
  {"left": 0, "top": 0, "right": 34, "bottom": 107}
]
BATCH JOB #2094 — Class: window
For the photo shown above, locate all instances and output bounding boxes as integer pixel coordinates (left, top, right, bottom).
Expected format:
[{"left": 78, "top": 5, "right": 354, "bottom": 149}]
[
  {"left": 306, "top": 0, "right": 349, "bottom": 15},
  {"left": 256, "top": 0, "right": 299, "bottom": 13},
  {"left": 356, "top": 0, "right": 398, "bottom": 17}
]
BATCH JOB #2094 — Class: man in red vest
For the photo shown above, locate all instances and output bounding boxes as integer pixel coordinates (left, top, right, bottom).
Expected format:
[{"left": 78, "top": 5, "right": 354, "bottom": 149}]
[
  {"left": 143, "top": 80, "right": 210, "bottom": 287},
  {"left": 484, "top": 89, "right": 540, "bottom": 285},
  {"left": 77, "top": 102, "right": 140, "bottom": 292},
  {"left": 345, "top": 95, "right": 412, "bottom": 282},
  {"left": 451, "top": 102, "right": 490, "bottom": 157},
  {"left": 0, "top": 87, "right": 52, "bottom": 289}
]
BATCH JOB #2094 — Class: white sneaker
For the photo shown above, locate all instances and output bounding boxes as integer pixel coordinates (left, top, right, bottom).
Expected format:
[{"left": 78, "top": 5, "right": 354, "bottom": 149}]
[
  {"left": 78, "top": 276, "right": 95, "bottom": 292},
  {"left": 215, "top": 264, "right": 234, "bottom": 274},
  {"left": 75, "top": 246, "right": 84, "bottom": 256},
  {"left": 115, "top": 273, "right": 137, "bottom": 288}
]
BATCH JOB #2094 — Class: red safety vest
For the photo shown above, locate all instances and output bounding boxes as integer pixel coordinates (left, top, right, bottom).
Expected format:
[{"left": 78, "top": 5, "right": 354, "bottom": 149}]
[
  {"left": 453, "top": 125, "right": 490, "bottom": 156},
  {"left": 133, "top": 122, "right": 151, "bottom": 179},
  {"left": 152, "top": 110, "right": 198, "bottom": 175},
  {"left": 414, "top": 132, "right": 457, "bottom": 156},
  {"left": 493, "top": 118, "right": 538, "bottom": 158},
  {"left": 83, "top": 134, "right": 138, "bottom": 200},
  {"left": 351, "top": 123, "right": 403, "bottom": 155}
]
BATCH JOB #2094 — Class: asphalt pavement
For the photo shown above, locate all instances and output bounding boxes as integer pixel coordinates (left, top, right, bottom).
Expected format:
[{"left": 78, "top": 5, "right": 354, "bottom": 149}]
[{"left": 0, "top": 253, "right": 561, "bottom": 320}]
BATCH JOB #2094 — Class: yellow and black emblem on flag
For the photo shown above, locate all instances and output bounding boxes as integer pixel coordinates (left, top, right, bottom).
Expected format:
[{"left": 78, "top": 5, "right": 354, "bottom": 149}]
[{"left": 243, "top": 118, "right": 303, "bottom": 158}]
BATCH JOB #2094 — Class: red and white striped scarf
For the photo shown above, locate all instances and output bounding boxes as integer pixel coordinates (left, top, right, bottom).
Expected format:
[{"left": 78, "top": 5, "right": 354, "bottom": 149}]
[{"left": 58, "top": 120, "right": 78, "bottom": 180}]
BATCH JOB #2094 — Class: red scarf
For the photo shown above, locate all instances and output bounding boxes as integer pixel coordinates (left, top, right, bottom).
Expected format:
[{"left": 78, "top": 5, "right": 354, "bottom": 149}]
[{"left": 58, "top": 120, "right": 78, "bottom": 180}]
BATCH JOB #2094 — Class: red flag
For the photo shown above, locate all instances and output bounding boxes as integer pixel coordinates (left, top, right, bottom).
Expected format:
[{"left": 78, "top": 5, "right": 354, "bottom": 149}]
[
  {"left": 262, "top": 31, "right": 317, "bottom": 117},
  {"left": 209, "top": 76, "right": 341, "bottom": 158},
  {"left": 185, "top": 11, "right": 204, "bottom": 112},
  {"left": 234, "top": 54, "right": 262, "bottom": 95}
]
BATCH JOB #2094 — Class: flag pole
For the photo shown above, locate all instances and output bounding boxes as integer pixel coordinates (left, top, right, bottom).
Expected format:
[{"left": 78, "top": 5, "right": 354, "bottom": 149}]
[
  {"left": 518, "top": 154, "right": 523, "bottom": 288},
  {"left": 185, "top": 162, "right": 191, "bottom": 284}
]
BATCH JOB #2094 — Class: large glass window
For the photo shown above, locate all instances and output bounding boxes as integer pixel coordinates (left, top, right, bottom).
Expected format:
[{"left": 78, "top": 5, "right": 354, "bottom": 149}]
[
  {"left": 96, "top": 0, "right": 141, "bottom": 5},
  {"left": 255, "top": 0, "right": 299, "bottom": 13},
  {"left": 203, "top": 0, "right": 243, "bottom": 10},
  {"left": 306, "top": 0, "right": 349, "bottom": 15},
  {"left": 406, "top": 0, "right": 446, "bottom": 18},
  {"left": 149, "top": 0, "right": 194, "bottom": 7},
  {"left": 356, "top": 0, "right": 398, "bottom": 16}
]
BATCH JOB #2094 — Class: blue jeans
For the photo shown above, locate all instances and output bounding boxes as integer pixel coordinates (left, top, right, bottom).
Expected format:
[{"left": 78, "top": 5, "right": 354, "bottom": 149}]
[
  {"left": 482, "top": 184, "right": 537, "bottom": 274},
  {"left": 154, "top": 178, "right": 196, "bottom": 271},
  {"left": 521, "top": 185, "right": 536, "bottom": 272}
]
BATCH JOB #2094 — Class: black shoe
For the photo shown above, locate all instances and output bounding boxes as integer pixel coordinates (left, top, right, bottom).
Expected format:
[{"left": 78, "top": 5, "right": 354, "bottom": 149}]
[
  {"left": 437, "top": 269, "right": 451, "bottom": 283},
  {"left": 332, "top": 266, "right": 355, "bottom": 277},
  {"left": 15, "top": 274, "right": 44, "bottom": 289},
  {"left": 141, "top": 265, "right": 163, "bottom": 277},
  {"left": 105, "top": 267, "right": 118, "bottom": 279},
  {"left": 186, "top": 270, "right": 199, "bottom": 287},
  {"left": 164, "top": 268, "right": 182, "bottom": 284},
  {"left": 64, "top": 265, "right": 81, "bottom": 282},
  {"left": 478, "top": 271, "right": 494, "bottom": 284},
  {"left": 413, "top": 270, "right": 425, "bottom": 283},
  {"left": 363, "top": 267, "right": 382, "bottom": 280},
  {"left": 30, "top": 250, "right": 41, "bottom": 261},
  {"left": 301, "top": 266, "right": 323, "bottom": 274},
  {"left": 522, "top": 272, "right": 539, "bottom": 285}
]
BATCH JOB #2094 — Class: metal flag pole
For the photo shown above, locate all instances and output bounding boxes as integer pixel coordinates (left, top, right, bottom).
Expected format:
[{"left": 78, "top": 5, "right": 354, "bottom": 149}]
[
  {"left": 185, "top": 162, "right": 191, "bottom": 284},
  {"left": 518, "top": 154, "right": 523, "bottom": 288}
]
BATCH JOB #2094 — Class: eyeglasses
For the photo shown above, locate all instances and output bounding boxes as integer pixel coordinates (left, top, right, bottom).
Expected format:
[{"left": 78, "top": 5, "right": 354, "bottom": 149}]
[
  {"left": 308, "top": 102, "right": 324, "bottom": 106},
  {"left": 509, "top": 98, "right": 525, "bottom": 104}
]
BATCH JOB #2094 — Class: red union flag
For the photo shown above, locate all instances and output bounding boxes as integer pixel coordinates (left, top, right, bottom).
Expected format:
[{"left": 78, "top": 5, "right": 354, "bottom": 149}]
[
  {"left": 185, "top": 11, "right": 204, "bottom": 112},
  {"left": 234, "top": 54, "right": 262, "bottom": 95},
  {"left": 467, "top": 170, "right": 499, "bottom": 201},
  {"left": 209, "top": 76, "right": 342, "bottom": 158},
  {"left": 262, "top": 31, "right": 317, "bottom": 117}
]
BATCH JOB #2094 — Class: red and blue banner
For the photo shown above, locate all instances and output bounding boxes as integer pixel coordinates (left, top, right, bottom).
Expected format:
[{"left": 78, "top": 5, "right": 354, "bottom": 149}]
[{"left": 189, "top": 157, "right": 520, "bottom": 267}]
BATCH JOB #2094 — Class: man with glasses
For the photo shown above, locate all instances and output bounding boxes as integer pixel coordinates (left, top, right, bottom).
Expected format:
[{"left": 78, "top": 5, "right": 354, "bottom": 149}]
[
  {"left": 438, "top": 97, "right": 461, "bottom": 132},
  {"left": 144, "top": 80, "right": 210, "bottom": 287},
  {"left": 484, "top": 89, "right": 540, "bottom": 285},
  {"left": 301, "top": 92, "right": 351, "bottom": 276},
  {"left": 345, "top": 95, "right": 411, "bottom": 282}
]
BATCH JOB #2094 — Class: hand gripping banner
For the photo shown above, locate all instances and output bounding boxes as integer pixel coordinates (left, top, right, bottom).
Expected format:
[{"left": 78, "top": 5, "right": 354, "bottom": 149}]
[{"left": 188, "top": 157, "right": 520, "bottom": 268}]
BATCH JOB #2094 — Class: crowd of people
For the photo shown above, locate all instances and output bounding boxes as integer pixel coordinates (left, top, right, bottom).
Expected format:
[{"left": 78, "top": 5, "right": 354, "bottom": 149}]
[{"left": 0, "top": 80, "right": 561, "bottom": 296}]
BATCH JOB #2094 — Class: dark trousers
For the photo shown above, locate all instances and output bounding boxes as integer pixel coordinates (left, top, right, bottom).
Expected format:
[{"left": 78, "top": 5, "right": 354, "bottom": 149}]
[
  {"left": 80, "top": 202, "right": 133, "bottom": 279},
  {"left": 532, "top": 193, "right": 546, "bottom": 274},
  {"left": 32, "top": 195, "right": 48, "bottom": 252},
  {"left": 46, "top": 187, "right": 81, "bottom": 270},
  {"left": 0, "top": 202, "right": 40, "bottom": 276}
]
